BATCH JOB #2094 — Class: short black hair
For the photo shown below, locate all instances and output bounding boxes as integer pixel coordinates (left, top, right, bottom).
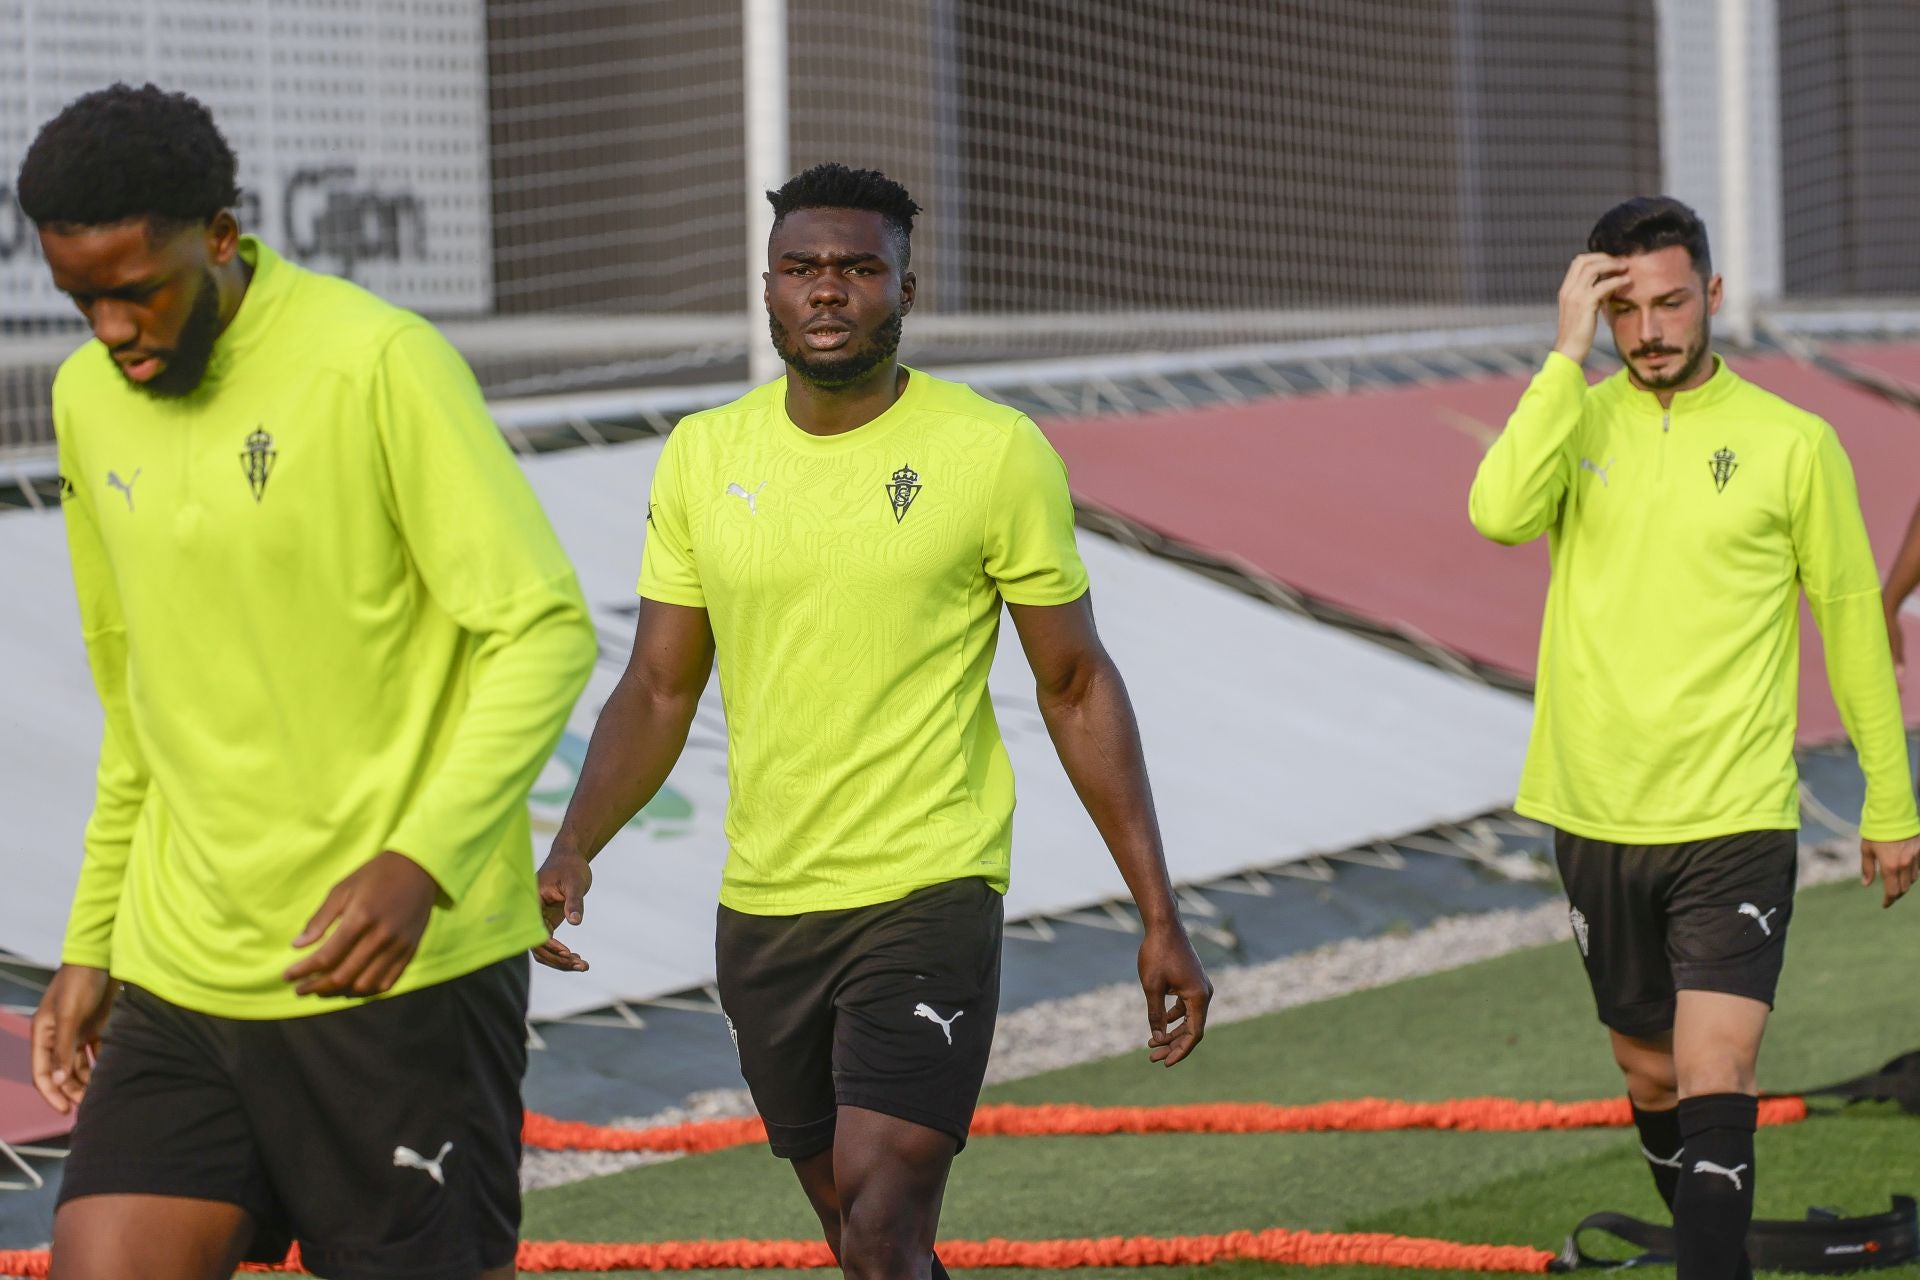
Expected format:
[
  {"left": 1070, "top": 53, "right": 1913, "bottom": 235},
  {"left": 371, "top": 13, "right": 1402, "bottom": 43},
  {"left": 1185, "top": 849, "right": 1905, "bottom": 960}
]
[
  {"left": 17, "top": 83, "right": 240, "bottom": 234},
  {"left": 1588, "top": 195, "right": 1712, "bottom": 276},
  {"left": 767, "top": 163, "right": 920, "bottom": 263}
]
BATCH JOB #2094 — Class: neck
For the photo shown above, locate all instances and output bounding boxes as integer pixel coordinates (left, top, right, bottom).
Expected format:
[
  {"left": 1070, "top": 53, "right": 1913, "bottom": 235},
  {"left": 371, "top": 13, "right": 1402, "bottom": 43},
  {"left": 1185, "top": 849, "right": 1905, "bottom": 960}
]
[
  {"left": 783, "top": 359, "right": 908, "bottom": 436},
  {"left": 212, "top": 252, "right": 255, "bottom": 338},
  {"left": 1635, "top": 348, "right": 1718, "bottom": 409}
]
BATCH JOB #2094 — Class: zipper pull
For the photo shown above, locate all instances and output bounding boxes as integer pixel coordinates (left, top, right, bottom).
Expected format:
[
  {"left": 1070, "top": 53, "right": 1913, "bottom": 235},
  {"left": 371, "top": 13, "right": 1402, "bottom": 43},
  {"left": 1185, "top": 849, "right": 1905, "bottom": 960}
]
[{"left": 1662, "top": 411, "right": 1670, "bottom": 434}]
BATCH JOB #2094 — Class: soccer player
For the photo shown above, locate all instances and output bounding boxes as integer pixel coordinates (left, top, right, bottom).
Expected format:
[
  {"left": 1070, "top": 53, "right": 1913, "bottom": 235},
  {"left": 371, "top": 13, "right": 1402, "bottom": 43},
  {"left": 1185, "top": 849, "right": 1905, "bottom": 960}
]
[
  {"left": 1470, "top": 196, "right": 1920, "bottom": 1280},
  {"left": 20, "top": 84, "right": 596, "bottom": 1280},
  {"left": 533, "top": 164, "right": 1212, "bottom": 1280}
]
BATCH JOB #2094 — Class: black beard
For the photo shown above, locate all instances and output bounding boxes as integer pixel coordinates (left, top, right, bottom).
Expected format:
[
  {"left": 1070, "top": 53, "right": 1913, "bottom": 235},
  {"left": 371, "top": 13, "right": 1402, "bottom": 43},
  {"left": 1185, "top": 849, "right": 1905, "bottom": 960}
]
[
  {"left": 1629, "top": 321, "right": 1711, "bottom": 391},
  {"left": 136, "top": 269, "right": 223, "bottom": 399},
  {"left": 770, "top": 307, "right": 905, "bottom": 389}
]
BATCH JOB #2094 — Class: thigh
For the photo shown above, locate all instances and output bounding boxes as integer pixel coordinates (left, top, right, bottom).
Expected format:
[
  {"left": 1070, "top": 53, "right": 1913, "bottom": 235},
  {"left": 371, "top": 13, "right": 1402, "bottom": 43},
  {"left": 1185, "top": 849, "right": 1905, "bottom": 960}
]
[
  {"left": 52, "top": 1193, "right": 254, "bottom": 1280},
  {"left": 56, "top": 986, "right": 291, "bottom": 1263},
  {"left": 832, "top": 878, "right": 1003, "bottom": 1150},
  {"left": 1555, "top": 831, "right": 1677, "bottom": 1037},
  {"left": 1666, "top": 829, "right": 1798, "bottom": 1007},
  {"left": 245, "top": 955, "right": 530, "bottom": 1280},
  {"left": 832, "top": 1104, "right": 958, "bottom": 1268},
  {"left": 716, "top": 902, "right": 839, "bottom": 1159}
]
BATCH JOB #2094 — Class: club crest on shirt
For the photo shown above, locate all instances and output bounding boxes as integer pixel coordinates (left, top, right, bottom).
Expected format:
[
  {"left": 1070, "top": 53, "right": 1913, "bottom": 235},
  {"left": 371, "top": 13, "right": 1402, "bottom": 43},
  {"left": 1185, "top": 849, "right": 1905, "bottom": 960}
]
[
  {"left": 886, "top": 463, "right": 922, "bottom": 524},
  {"left": 240, "top": 428, "right": 277, "bottom": 502},
  {"left": 1709, "top": 446, "right": 1738, "bottom": 493}
]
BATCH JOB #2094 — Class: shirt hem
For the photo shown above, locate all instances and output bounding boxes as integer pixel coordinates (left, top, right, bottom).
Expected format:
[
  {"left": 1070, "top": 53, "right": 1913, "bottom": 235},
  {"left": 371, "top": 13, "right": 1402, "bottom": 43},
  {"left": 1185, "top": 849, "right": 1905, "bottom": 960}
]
[
  {"left": 719, "top": 871, "right": 1009, "bottom": 917},
  {"left": 107, "top": 921, "right": 549, "bottom": 1021},
  {"left": 637, "top": 585, "right": 706, "bottom": 609},
  {"left": 1514, "top": 797, "right": 1798, "bottom": 846},
  {"left": 998, "top": 582, "right": 1091, "bottom": 608}
]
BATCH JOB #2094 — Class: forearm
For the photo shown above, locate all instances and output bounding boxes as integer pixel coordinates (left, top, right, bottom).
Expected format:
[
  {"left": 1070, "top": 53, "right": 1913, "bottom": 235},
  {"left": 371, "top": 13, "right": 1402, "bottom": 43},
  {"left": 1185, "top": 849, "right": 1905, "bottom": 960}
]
[
  {"left": 385, "top": 593, "right": 596, "bottom": 899},
  {"left": 554, "top": 672, "right": 703, "bottom": 862},
  {"left": 1884, "top": 498, "right": 1920, "bottom": 612},
  {"left": 1468, "top": 353, "right": 1583, "bottom": 545},
  {"left": 1816, "top": 588, "right": 1920, "bottom": 840},
  {"left": 1034, "top": 658, "right": 1180, "bottom": 928}
]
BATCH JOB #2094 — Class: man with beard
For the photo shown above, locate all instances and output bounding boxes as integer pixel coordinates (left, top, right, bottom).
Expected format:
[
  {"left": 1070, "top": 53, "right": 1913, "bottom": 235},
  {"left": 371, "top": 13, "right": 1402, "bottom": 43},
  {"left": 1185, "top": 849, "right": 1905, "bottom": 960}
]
[
  {"left": 20, "top": 83, "right": 596, "bottom": 1279},
  {"left": 1471, "top": 196, "right": 1920, "bottom": 1280},
  {"left": 532, "top": 163, "right": 1212, "bottom": 1280}
]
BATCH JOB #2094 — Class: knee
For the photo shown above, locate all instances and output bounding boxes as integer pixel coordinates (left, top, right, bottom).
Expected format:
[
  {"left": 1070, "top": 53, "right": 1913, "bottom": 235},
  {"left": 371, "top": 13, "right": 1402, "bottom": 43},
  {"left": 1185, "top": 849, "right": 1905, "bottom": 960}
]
[
  {"left": 1612, "top": 1043, "right": 1678, "bottom": 1110},
  {"left": 1677, "top": 1055, "right": 1756, "bottom": 1099},
  {"left": 838, "top": 1212, "right": 922, "bottom": 1280}
]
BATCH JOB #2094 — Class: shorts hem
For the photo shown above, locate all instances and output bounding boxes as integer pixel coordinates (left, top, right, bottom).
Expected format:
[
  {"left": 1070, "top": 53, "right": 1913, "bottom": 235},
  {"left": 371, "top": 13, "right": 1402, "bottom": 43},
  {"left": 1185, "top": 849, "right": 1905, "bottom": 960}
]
[
  {"left": 763, "top": 1113, "right": 837, "bottom": 1161},
  {"left": 55, "top": 1160, "right": 272, "bottom": 1221},
  {"left": 1597, "top": 1006, "right": 1676, "bottom": 1038},
  {"left": 835, "top": 1090, "right": 973, "bottom": 1151},
  {"left": 1671, "top": 968, "right": 1779, "bottom": 1008}
]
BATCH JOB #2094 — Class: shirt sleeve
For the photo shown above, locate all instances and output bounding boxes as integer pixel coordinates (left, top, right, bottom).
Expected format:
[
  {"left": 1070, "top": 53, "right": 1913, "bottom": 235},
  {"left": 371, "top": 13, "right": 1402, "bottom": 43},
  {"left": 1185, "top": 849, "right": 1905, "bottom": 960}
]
[
  {"left": 1468, "top": 352, "right": 1586, "bottom": 545},
  {"left": 636, "top": 425, "right": 705, "bottom": 607},
  {"left": 1792, "top": 420, "right": 1920, "bottom": 842},
  {"left": 371, "top": 322, "right": 600, "bottom": 902},
  {"left": 984, "top": 415, "right": 1090, "bottom": 606},
  {"left": 56, "top": 397, "right": 151, "bottom": 969}
]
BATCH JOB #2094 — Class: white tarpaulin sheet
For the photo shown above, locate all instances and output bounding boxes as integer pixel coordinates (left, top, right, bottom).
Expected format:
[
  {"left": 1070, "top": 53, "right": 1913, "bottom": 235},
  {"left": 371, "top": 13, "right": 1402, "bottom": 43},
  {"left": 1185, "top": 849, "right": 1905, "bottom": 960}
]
[{"left": 0, "top": 438, "right": 1533, "bottom": 1019}]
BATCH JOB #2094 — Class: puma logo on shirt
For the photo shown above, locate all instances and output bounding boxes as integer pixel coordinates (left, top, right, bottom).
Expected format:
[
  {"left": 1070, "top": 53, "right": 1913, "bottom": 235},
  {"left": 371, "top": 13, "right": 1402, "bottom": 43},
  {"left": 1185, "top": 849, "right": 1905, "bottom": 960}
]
[
  {"left": 107, "top": 468, "right": 142, "bottom": 511},
  {"left": 726, "top": 481, "right": 767, "bottom": 515},
  {"left": 1579, "top": 457, "right": 1613, "bottom": 487}
]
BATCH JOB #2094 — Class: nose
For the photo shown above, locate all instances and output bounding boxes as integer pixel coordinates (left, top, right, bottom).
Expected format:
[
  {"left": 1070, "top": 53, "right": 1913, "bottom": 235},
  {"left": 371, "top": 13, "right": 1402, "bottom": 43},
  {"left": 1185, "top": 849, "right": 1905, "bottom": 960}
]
[
  {"left": 87, "top": 298, "right": 139, "bottom": 352},
  {"left": 808, "top": 271, "right": 847, "bottom": 308},
  {"left": 1637, "top": 307, "right": 1663, "bottom": 349}
]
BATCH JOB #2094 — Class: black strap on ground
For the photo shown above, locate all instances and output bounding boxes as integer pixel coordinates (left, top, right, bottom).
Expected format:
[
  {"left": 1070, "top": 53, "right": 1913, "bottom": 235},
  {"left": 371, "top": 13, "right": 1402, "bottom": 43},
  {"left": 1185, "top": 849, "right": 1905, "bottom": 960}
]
[
  {"left": 1551, "top": 1197, "right": 1918, "bottom": 1273},
  {"left": 1795, "top": 1050, "right": 1920, "bottom": 1115}
]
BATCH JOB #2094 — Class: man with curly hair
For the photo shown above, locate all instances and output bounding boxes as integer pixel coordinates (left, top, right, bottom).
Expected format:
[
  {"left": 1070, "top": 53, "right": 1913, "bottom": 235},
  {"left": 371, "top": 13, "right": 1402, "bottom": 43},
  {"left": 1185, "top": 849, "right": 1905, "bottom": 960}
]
[
  {"left": 19, "top": 83, "right": 597, "bottom": 1279},
  {"left": 530, "top": 163, "right": 1213, "bottom": 1280}
]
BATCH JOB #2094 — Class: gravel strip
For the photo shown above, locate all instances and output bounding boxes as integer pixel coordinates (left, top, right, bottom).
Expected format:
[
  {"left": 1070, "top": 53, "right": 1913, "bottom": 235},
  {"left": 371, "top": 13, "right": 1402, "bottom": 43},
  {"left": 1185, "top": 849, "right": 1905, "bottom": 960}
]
[{"left": 522, "top": 841, "right": 1866, "bottom": 1191}]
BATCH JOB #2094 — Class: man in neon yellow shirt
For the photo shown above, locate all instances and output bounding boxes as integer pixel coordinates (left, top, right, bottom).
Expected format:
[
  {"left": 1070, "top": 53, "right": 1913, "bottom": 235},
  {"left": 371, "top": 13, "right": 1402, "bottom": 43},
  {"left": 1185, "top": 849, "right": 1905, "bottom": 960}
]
[
  {"left": 533, "top": 164, "right": 1213, "bottom": 1280},
  {"left": 20, "top": 84, "right": 595, "bottom": 1279},
  {"left": 1471, "top": 196, "right": 1920, "bottom": 1280}
]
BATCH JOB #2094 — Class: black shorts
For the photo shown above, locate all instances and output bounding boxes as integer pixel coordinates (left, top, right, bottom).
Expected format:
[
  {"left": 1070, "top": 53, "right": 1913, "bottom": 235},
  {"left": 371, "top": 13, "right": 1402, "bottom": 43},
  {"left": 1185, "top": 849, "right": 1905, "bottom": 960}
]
[
  {"left": 1555, "top": 829, "right": 1797, "bottom": 1038},
  {"left": 58, "top": 955, "right": 529, "bottom": 1280},
  {"left": 715, "top": 877, "right": 1003, "bottom": 1160}
]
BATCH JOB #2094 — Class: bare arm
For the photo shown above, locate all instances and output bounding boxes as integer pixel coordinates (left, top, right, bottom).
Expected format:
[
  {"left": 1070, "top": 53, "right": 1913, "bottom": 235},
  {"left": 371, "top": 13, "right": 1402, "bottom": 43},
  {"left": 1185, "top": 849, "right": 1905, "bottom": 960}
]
[
  {"left": 533, "top": 599, "right": 716, "bottom": 971},
  {"left": 1008, "top": 595, "right": 1212, "bottom": 1065},
  {"left": 1881, "top": 495, "right": 1920, "bottom": 682}
]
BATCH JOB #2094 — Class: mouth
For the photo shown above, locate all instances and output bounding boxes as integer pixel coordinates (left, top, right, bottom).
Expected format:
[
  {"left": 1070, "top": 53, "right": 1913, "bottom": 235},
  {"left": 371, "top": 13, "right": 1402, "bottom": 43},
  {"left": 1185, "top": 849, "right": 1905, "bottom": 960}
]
[
  {"left": 801, "top": 321, "right": 853, "bottom": 352},
  {"left": 118, "top": 355, "right": 166, "bottom": 383}
]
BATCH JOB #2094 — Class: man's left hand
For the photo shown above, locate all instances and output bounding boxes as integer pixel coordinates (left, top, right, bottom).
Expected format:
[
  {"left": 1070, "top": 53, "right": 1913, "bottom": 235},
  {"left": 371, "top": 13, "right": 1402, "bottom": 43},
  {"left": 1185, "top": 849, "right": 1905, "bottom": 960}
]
[
  {"left": 1139, "top": 921, "right": 1212, "bottom": 1066},
  {"left": 284, "top": 850, "right": 441, "bottom": 996},
  {"left": 1861, "top": 834, "right": 1920, "bottom": 908}
]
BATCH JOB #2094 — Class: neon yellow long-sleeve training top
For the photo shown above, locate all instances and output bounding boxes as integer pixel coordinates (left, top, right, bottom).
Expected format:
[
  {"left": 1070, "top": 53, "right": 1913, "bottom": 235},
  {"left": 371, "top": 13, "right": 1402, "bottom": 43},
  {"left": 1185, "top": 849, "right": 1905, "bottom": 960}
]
[
  {"left": 55, "top": 238, "right": 596, "bottom": 1018},
  {"left": 1470, "top": 352, "right": 1917, "bottom": 845}
]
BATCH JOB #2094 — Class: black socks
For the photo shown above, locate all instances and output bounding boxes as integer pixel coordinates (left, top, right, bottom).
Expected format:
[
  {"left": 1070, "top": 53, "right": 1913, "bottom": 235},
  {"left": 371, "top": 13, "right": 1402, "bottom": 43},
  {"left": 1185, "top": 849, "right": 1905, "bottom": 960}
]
[
  {"left": 1673, "top": 1093, "right": 1756, "bottom": 1280},
  {"left": 1631, "top": 1102, "right": 1684, "bottom": 1208}
]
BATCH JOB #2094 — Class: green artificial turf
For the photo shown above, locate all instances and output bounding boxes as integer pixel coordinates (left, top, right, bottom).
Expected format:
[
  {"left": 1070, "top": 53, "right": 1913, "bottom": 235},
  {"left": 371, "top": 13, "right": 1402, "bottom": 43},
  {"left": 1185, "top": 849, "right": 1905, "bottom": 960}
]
[{"left": 521, "top": 879, "right": 1920, "bottom": 1277}]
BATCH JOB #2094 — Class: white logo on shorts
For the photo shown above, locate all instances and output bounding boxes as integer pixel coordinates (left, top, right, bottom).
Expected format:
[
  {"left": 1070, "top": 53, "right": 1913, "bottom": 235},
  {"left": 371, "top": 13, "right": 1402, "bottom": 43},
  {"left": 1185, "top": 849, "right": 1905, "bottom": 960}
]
[
  {"left": 1737, "top": 902, "right": 1778, "bottom": 937},
  {"left": 393, "top": 1140, "right": 454, "bottom": 1187},
  {"left": 1569, "top": 907, "right": 1590, "bottom": 957},
  {"left": 913, "top": 1002, "right": 963, "bottom": 1045}
]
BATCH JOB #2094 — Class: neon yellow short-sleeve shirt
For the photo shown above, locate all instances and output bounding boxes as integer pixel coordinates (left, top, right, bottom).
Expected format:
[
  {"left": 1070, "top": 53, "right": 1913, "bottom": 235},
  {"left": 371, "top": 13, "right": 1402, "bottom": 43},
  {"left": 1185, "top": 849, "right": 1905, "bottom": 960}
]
[{"left": 640, "top": 369, "right": 1089, "bottom": 914}]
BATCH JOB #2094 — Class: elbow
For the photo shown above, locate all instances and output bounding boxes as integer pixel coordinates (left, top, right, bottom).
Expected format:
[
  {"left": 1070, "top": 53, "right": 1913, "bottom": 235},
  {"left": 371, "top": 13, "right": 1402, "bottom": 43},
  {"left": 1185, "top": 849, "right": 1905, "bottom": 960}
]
[{"left": 1468, "top": 494, "right": 1533, "bottom": 546}]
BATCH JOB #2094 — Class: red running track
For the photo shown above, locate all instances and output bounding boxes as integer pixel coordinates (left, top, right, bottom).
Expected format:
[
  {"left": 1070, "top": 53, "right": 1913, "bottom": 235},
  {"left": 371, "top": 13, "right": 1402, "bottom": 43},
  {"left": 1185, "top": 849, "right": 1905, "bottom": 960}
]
[{"left": 1041, "top": 352, "right": 1920, "bottom": 746}]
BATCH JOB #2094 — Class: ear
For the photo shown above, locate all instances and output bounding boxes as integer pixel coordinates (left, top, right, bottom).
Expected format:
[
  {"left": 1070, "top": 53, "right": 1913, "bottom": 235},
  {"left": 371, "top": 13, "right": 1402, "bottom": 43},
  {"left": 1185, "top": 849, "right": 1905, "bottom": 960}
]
[
  {"left": 206, "top": 210, "right": 241, "bottom": 266},
  {"left": 899, "top": 268, "right": 917, "bottom": 316},
  {"left": 1705, "top": 272, "right": 1723, "bottom": 316}
]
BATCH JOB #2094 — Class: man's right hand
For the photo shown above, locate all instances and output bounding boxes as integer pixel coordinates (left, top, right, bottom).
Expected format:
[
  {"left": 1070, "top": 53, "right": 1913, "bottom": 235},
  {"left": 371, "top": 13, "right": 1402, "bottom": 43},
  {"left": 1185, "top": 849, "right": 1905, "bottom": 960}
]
[
  {"left": 31, "top": 964, "right": 114, "bottom": 1115},
  {"left": 533, "top": 845, "right": 593, "bottom": 972},
  {"left": 1554, "top": 253, "right": 1630, "bottom": 366}
]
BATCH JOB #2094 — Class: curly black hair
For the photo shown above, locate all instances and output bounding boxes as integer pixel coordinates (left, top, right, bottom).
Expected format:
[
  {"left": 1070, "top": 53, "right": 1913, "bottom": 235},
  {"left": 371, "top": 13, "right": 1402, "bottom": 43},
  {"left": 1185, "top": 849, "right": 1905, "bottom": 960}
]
[
  {"left": 17, "top": 83, "right": 240, "bottom": 233},
  {"left": 1588, "top": 196, "right": 1712, "bottom": 276},
  {"left": 767, "top": 163, "right": 920, "bottom": 263}
]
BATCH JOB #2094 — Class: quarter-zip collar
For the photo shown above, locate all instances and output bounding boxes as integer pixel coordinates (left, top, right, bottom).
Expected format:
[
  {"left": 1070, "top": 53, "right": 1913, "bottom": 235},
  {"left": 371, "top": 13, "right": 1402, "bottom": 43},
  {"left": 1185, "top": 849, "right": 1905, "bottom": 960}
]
[{"left": 1609, "top": 353, "right": 1740, "bottom": 424}]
